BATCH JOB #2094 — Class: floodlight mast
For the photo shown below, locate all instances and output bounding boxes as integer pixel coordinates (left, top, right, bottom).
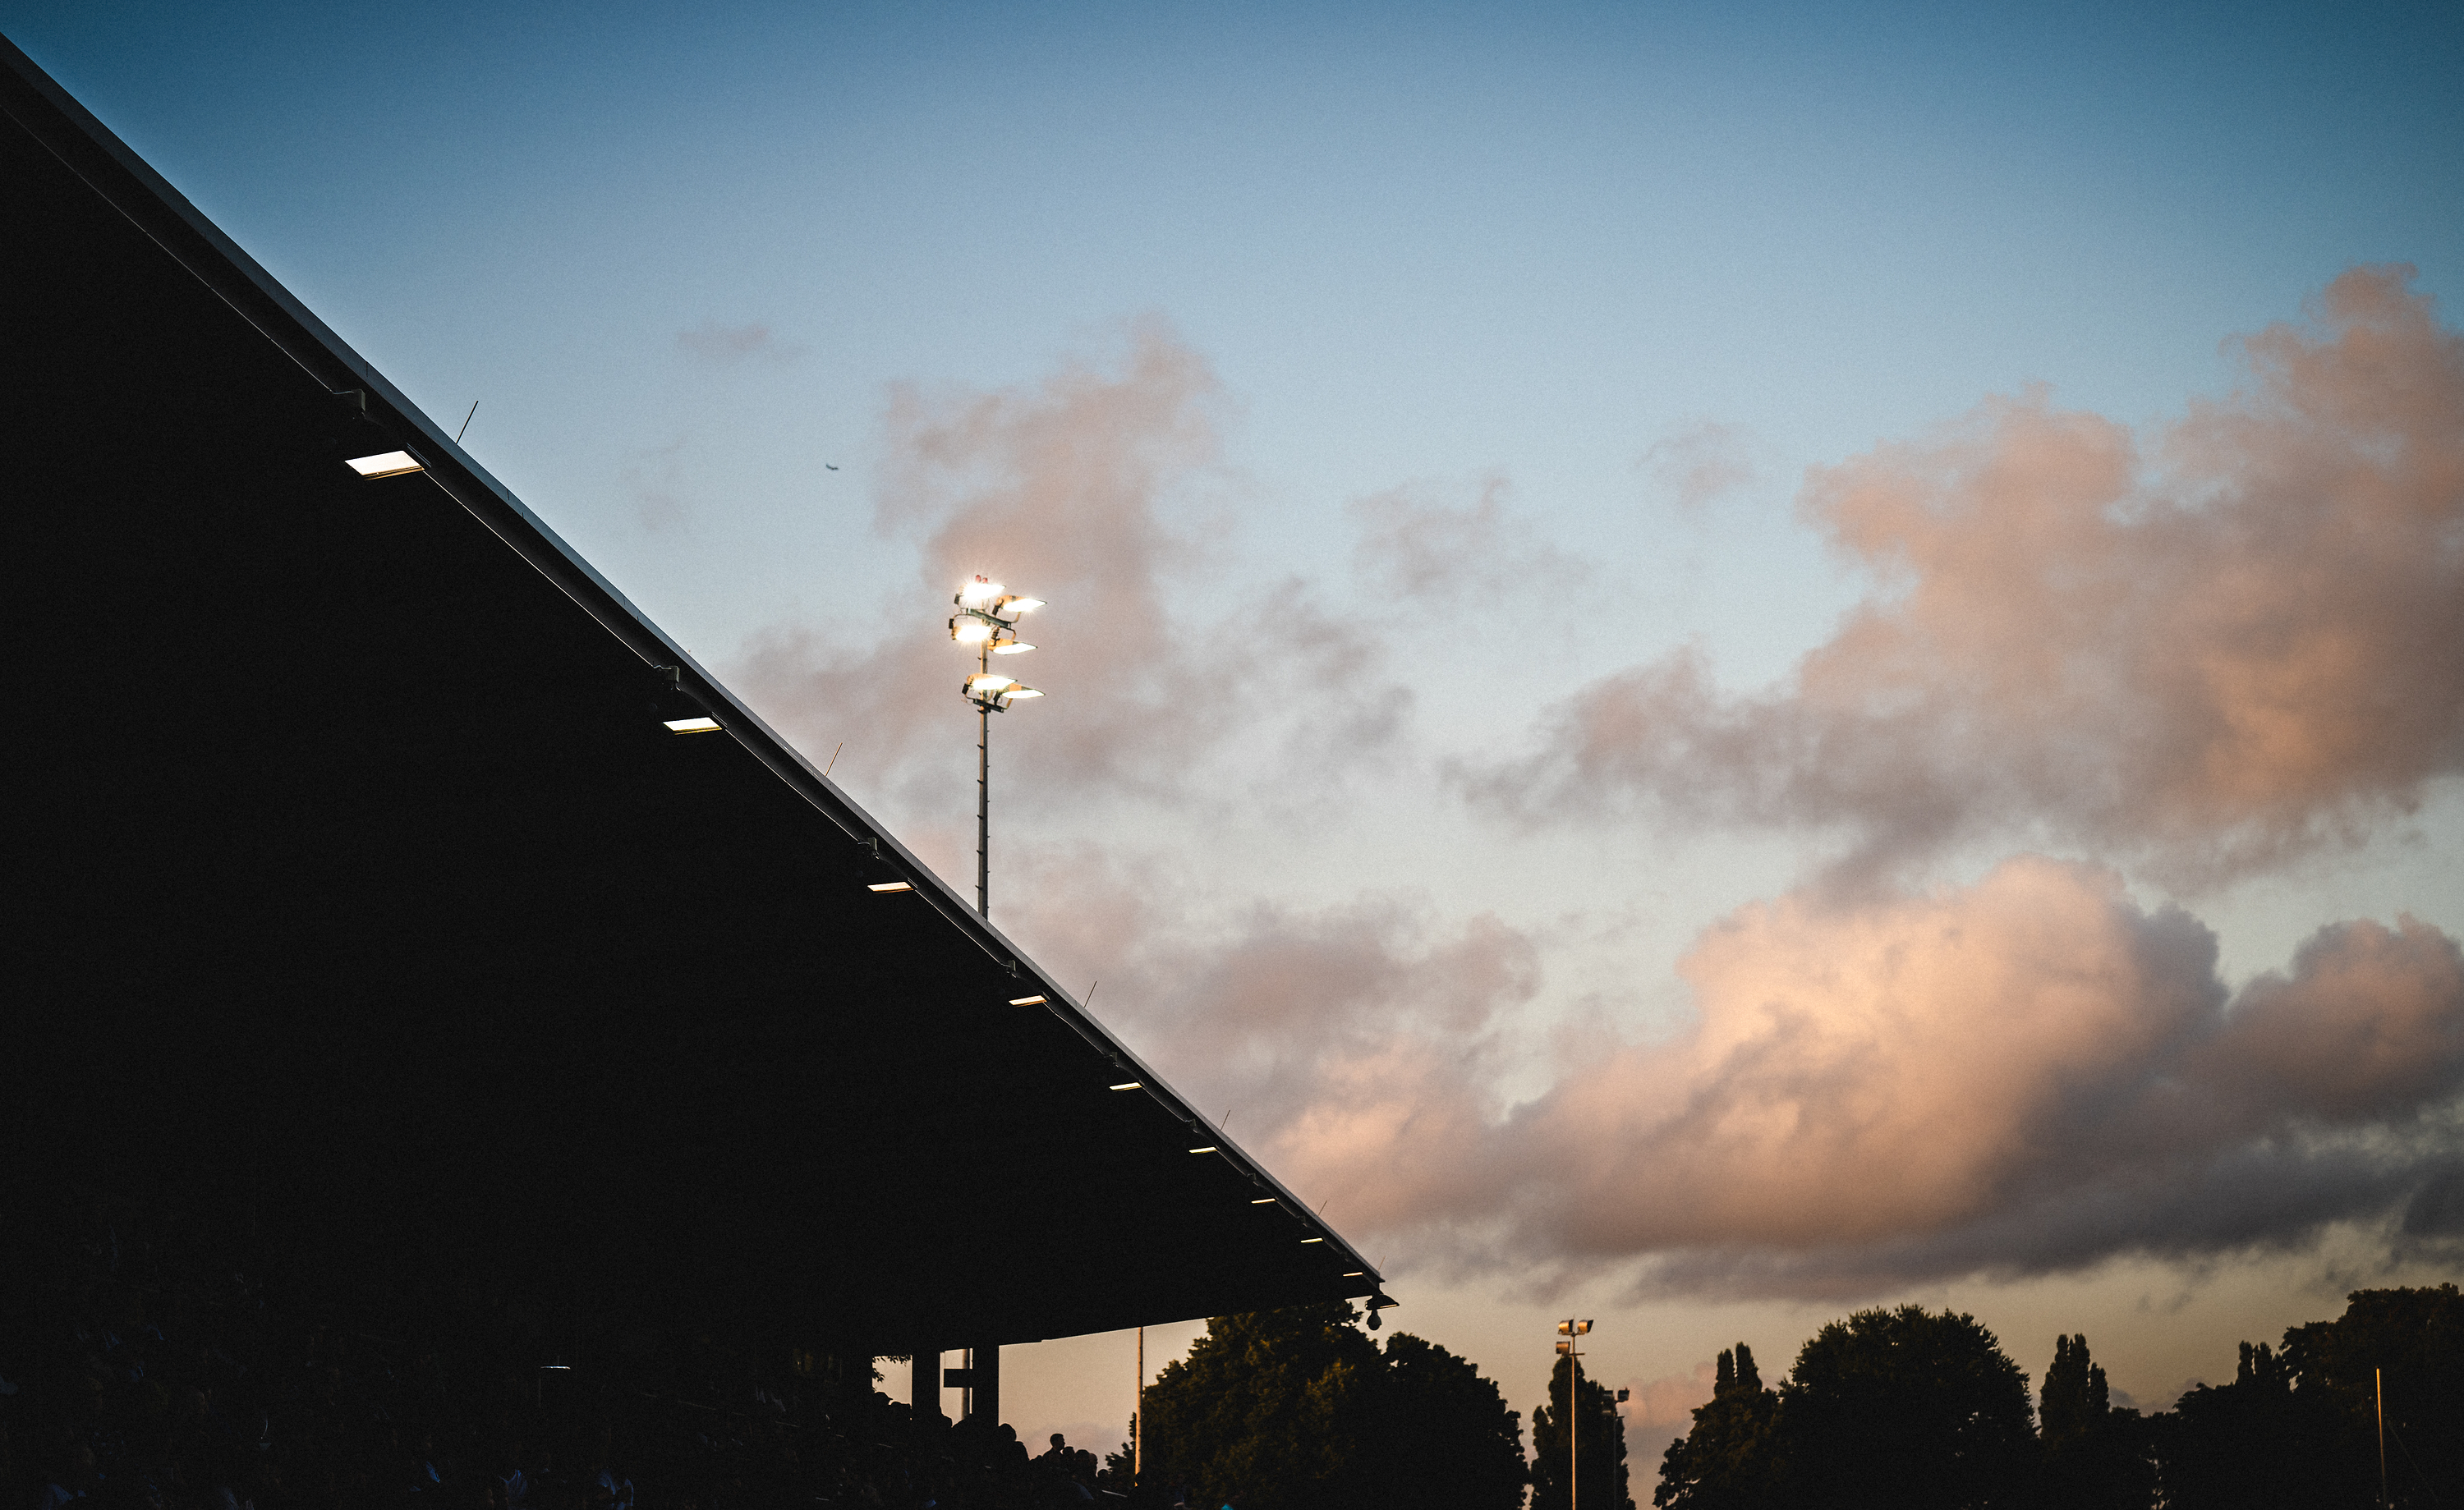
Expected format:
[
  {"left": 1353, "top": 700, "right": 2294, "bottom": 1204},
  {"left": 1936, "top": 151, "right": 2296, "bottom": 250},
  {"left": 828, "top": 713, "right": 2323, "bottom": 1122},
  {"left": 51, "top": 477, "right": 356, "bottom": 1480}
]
[
  {"left": 1556, "top": 1319, "right": 1594, "bottom": 1510},
  {"left": 949, "top": 576, "right": 1041, "bottom": 917}
]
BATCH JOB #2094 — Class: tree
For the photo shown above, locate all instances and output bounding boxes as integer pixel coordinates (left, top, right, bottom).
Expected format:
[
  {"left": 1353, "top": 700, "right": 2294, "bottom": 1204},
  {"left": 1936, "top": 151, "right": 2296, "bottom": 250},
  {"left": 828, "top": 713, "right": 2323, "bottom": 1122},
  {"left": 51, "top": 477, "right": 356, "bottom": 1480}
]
[
  {"left": 1139, "top": 1302, "right": 1381, "bottom": 1510},
  {"left": 1363, "top": 1332, "right": 1528, "bottom": 1510},
  {"left": 1772, "top": 1305, "right": 2035, "bottom": 1510},
  {"left": 1655, "top": 1344, "right": 1777, "bottom": 1510},
  {"left": 1133, "top": 1305, "right": 1526, "bottom": 1510},
  {"left": 1532, "top": 1352, "right": 1632, "bottom": 1510},
  {"left": 2280, "top": 1284, "right": 2464, "bottom": 1508},
  {"left": 2154, "top": 1286, "right": 2463, "bottom": 1510},
  {"left": 2037, "top": 1334, "right": 2154, "bottom": 1510},
  {"left": 2153, "top": 1341, "right": 2356, "bottom": 1510}
]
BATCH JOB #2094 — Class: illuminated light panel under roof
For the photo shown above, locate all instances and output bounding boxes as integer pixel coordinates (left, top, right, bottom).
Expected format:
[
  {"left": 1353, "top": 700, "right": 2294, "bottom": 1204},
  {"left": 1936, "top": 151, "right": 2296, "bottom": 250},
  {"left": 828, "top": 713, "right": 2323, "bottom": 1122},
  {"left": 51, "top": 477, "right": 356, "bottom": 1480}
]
[
  {"left": 662, "top": 715, "right": 723, "bottom": 734},
  {"left": 1300, "top": 1237, "right": 1325, "bottom": 1244},
  {"left": 344, "top": 450, "right": 423, "bottom": 478},
  {"left": 1109, "top": 1081, "right": 1142, "bottom": 1091},
  {"left": 1343, "top": 1271, "right": 1365, "bottom": 1278},
  {"left": 867, "top": 881, "right": 913, "bottom": 893},
  {"left": 1251, "top": 1198, "right": 1278, "bottom": 1205},
  {"left": 1009, "top": 994, "right": 1048, "bottom": 1006},
  {"left": 1188, "top": 1145, "right": 1218, "bottom": 1155}
]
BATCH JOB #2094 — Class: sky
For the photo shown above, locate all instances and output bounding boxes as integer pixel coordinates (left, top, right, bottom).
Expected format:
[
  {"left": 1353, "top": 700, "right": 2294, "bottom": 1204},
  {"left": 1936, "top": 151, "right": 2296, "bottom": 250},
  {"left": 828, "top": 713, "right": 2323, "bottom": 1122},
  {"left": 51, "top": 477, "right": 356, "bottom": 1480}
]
[{"left": 11, "top": 0, "right": 2462, "bottom": 1465}]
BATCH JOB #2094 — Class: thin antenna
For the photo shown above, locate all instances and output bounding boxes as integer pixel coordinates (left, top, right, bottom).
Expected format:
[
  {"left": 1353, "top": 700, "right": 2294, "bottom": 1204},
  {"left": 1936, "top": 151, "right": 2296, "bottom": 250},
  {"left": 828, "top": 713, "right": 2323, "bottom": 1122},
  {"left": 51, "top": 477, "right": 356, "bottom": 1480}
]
[
  {"left": 455, "top": 400, "right": 479, "bottom": 443},
  {"left": 1084, "top": 980, "right": 1099, "bottom": 1007},
  {"left": 825, "top": 741, "right": 844, "bottom": 777}
]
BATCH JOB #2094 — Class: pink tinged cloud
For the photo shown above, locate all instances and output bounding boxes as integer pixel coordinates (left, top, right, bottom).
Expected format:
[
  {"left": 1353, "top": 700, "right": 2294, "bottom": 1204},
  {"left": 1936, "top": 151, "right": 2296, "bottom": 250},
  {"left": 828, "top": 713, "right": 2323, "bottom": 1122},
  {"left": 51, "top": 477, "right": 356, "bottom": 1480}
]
[
  {"left": 1462, "top": 267, "right": 2464, "bottom": 886},
  {"left": 1282, "top": 857, "right": 2464, "bottom": 1295},
  {"left": 1621, "top": 1360, "right": 1719, "bottom": 1437},
  {"left": 980, "top": 853, "right": 1545, "bottom": 1242},
  {"left": 733, "top": 320, "right": 1411, "bottom": 815},
  {"left": 715, "top": 288, "right": 2464, "bottom": 1300}
]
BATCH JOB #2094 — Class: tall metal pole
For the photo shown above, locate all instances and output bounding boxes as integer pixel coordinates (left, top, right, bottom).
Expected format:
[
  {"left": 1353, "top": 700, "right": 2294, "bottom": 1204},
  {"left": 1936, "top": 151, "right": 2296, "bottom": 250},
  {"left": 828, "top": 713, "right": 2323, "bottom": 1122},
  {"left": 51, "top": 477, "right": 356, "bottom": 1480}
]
[
  {"left": 976, "top": 638, "right": 990, "bottom": 917},
  {"left": 2376, "top": 1367, "right": 2388, "bottom": 1510},
  {"left": 1135, "top": 1326, "right": 1145, "bottom": 1485},
  {"left": 1556, "top": 1319, "right": 1581, "bottom": 1510}
]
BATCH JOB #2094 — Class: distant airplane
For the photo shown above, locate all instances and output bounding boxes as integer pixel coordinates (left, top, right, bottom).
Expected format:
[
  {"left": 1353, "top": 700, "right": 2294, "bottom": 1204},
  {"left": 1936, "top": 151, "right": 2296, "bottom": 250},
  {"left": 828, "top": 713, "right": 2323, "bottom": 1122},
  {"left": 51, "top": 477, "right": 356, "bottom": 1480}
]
[{"left": 826, "top": 464, "right": 839, "bottom": 470}]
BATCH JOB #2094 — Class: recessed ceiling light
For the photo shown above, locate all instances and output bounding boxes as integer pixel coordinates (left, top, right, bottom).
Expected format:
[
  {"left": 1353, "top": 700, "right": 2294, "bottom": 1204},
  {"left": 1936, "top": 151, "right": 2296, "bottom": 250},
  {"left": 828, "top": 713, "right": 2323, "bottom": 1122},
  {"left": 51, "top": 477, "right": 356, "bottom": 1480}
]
[
  {"left": 1188, "top": 1146, "right": 1218, "bottom": 1155},
  {"left": 867, "top": 881, "right": 913, "bottom": 893},
  {"left": 345, "top": 450, "right": 422, "bottom": 478},
  {"left": 1343, "top": 1271, "right": 1365, "bottom": 1278},
  {"left": 662, "top": 716, "right": 722, "bottom": 733},
  {"left": 1009, "top": 994, "right": 1048, "bottom": 1006},
  {"left": 1301, "top": 1237, "right": 1325, "bottom": 1245},
  {"left": 1251, "top": 1198, "right": 1278, "bottom": 1205},
  {"left": 1109, "top": 1081, "right": 1142, "bottom": 1091}
]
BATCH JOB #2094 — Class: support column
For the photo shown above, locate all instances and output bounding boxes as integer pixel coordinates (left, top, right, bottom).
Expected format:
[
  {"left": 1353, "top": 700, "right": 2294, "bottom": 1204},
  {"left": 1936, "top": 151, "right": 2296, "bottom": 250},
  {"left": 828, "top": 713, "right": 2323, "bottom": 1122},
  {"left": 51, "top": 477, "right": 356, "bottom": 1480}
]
[
  {"left": 911, "top": 1349, "right": 940, "bottom": 1421},
  {"left": 972, "top": 1343, "right": 1000, "bottom": 1426}
]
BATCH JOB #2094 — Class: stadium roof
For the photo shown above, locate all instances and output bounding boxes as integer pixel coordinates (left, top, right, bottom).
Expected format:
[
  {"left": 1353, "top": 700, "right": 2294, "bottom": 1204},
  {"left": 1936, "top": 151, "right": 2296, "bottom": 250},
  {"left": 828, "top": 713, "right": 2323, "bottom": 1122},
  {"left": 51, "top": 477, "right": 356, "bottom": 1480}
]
[{"left": 2, "top": 35, "right": 1386, "bottom": 1355}]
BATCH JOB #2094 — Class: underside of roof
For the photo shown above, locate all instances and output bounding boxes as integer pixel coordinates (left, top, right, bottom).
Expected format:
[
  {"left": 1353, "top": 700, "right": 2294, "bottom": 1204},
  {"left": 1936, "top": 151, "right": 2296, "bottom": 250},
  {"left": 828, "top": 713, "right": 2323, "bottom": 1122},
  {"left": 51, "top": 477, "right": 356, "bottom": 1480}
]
[{"left": 1, "top": 35, "right": 1383, "bottom": 1355}]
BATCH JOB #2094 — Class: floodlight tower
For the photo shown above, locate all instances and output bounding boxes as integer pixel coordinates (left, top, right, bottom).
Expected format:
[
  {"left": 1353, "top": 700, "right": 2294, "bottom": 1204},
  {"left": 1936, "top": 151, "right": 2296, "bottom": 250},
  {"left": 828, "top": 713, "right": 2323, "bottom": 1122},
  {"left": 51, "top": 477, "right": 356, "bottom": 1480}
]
[
  {"left": 1556, "top": 1319, "right": 1593, "bottom": 1510},
  {"left": 948, "top": 575, "right": 1043, "bottom": 917}
]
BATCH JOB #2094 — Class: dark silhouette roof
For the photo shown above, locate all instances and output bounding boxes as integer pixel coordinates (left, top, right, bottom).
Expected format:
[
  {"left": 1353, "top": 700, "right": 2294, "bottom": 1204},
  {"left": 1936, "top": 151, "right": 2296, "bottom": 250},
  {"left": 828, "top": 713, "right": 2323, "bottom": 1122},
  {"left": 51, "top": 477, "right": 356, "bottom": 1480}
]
[{"left": 1, "top": 34, "right": 1384, "bottom": 1353}]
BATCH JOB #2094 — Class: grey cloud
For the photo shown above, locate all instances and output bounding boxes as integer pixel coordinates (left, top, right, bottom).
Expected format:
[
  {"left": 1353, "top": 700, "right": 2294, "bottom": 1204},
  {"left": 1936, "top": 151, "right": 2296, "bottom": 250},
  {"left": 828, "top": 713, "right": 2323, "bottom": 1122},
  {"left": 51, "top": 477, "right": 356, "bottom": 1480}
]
[
  {"left": 622, "top": 434, "right": 692, "bottom": 531},
  {"left": 677, "top": 321, "right": 803, "bottom": 365},
  {"left": 1349, "top": 475, "right": 1589, "bottom": 604},
  {"left": 1642, "top": 420, "right": 1756, "bottom": 512}
]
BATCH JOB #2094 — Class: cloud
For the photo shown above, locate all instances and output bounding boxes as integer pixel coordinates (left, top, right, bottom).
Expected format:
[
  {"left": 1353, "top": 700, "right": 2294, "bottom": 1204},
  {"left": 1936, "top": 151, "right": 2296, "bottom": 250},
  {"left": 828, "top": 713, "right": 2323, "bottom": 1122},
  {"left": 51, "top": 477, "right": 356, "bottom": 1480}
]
[
  {"left": 1349, "top": 475, "right": 1589, "bottom": 603},
  {"left": 733, "top": 320, "right": 1411, "bottom": 816},
  {"left": 1464, "top": 268, "right": 2464, "bottom": 887},
  {"left": 1014, "top": 852, "right": 2462, "bottom": 1299},
  {"left": 676, "top": 320, "right": 803, "bottom": 365},
  {"left": 1641, "top": 420, "right": 1756, "bottom": 512},
  {"left": 1621, "top": 1360, "right": 1718, "bottom": 1439},
  {"left": 622, "top": 434, "right": 692, "bottom": 531},
  {"left": 998, "top": 852, "right": 1541, "bottom": 1192},
  {"left": 715, "top": 296, "right": 2464, "bottom": 1306},
  {"left": 1282, "top": 857, "right": 2464, "bottom": 1296}
]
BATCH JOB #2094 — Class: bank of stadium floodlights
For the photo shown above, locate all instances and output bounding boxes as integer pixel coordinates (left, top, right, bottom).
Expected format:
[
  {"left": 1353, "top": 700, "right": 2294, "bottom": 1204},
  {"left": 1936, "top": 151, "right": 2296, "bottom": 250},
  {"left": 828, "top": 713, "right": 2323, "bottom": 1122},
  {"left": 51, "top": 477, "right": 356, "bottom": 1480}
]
[{"left": 948, "top": 575, "right": 1043, "bottom": 917}]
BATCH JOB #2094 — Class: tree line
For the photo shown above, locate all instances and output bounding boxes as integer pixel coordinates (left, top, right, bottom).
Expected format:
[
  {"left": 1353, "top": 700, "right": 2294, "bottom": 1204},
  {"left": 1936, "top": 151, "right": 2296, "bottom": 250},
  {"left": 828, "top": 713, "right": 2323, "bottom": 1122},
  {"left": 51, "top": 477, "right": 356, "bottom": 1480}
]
[
  {"left": 1118, "top": 1284, "right": 2459, "bottom": 1510},
  {"left": 1653, "top": 1285, "right": 2461, "bottom": 1510}
]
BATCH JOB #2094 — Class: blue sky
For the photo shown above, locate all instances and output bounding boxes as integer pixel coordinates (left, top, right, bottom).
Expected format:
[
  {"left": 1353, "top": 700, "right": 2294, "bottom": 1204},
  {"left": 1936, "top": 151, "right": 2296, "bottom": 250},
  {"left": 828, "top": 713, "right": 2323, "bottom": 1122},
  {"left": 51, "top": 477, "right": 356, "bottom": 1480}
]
[{"left": 12, "top": 0, "right": 2462, "bottom": 1459}]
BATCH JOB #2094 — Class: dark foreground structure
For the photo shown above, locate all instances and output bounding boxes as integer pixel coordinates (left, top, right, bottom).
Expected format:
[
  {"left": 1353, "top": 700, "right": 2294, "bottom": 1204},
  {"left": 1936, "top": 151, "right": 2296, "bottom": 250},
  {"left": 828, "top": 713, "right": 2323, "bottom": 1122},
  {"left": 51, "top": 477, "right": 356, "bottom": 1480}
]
[{"left": 1, "top": 30, "right": 1383, "bottom": 1489}]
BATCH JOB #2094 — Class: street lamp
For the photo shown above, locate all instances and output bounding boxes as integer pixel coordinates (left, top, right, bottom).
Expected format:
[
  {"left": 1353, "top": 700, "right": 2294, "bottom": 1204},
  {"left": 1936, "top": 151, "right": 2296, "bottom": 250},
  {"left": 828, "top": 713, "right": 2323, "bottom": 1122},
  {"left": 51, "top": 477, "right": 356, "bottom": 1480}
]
[
  {"left": 1556, "top": 1319, "right": 1593, "bottom": 1510},
  {"left": 949, "top": 574, "right": 1043, "bottom": 917}
]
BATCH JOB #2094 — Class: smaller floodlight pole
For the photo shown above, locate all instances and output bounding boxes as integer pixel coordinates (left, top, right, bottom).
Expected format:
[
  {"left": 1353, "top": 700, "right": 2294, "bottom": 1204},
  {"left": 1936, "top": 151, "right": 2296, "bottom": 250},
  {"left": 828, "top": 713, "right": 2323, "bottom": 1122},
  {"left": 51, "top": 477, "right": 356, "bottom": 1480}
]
[
  {"left": 1556, "top": 1319, "right": 1593, "bottom": 1510},
  {"left": 949, "top": 576, "right": 1042, "bottom": 919}
]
